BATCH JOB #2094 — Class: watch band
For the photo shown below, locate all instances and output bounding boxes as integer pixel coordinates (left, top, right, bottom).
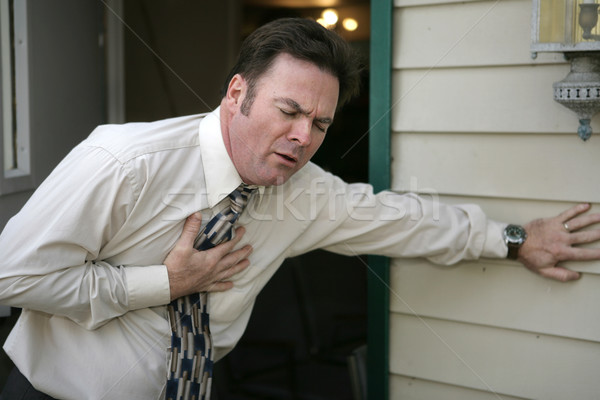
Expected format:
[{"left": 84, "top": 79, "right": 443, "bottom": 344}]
[{"left": 507, "top": 243, "right": 520, "bottom": 260}]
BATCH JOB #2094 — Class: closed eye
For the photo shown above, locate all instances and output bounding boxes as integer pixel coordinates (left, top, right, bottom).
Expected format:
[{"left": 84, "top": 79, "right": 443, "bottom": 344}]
[
  {"left": 280, "top": 108, "right": 296, "bottom": 116},
  {"left": 314, "top": 122, "right": 327, "bottom": 133},
  {"left": 280, "top": 109, "right": 329, "bottom": 132},
  {"left": 277, "top": 100, "right": 332, "bottom": 133}
]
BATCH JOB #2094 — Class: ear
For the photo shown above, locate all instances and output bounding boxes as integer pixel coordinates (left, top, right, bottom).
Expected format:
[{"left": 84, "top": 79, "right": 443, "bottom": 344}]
[{"left": 225, "top": 74, "right": 247, "bottom": 111}]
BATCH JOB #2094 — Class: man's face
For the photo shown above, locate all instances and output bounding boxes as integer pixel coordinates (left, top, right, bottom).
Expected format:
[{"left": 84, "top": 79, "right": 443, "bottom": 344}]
[{"left": 222, "top": 53, "right": 339, "bottom": 186}]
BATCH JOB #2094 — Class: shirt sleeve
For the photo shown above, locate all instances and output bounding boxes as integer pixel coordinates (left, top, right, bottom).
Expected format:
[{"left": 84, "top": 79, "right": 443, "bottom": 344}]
[
  {"left": 287, "top": 165, "right": 508, "bottom": 264},
  {"left": 0, "top": 144, "right": 171, "bottom": 330}
]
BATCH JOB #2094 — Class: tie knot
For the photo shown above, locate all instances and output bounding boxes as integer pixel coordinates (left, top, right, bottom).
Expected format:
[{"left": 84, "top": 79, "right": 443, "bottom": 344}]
[{"left": 229, "top": 184, "right": 257, "bottom": 213}]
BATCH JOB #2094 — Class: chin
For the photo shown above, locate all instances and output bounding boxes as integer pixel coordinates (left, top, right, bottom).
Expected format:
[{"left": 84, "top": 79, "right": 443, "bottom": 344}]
[
  {"left": 260, "top": 173, "right": 294, "bottom": 187},
  {"left": 245, "top": 165, "right": 297, "bottom": 186},
  {"left": 258, "top": 177, "right": 288, "bottom": 187}
]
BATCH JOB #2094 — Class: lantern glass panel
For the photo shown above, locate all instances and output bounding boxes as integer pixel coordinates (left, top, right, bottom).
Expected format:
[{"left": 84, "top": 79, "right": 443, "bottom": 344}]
[{"left": 533, "top": 0, "right": 600, "bottom": 52}]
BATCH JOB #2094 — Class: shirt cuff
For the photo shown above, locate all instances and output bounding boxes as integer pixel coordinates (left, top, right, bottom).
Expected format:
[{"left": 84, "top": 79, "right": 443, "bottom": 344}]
[
  {"left": 481, "top": 220, "right": 509, "bottom": 259},
  {"left": 124, "top": 265, "right": 171, "bottom": 310}
]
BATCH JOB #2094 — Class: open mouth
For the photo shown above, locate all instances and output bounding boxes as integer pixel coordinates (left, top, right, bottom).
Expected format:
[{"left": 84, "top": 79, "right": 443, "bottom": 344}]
[{"left": 276, "top": 153, "right": 297, "bottom": 164}]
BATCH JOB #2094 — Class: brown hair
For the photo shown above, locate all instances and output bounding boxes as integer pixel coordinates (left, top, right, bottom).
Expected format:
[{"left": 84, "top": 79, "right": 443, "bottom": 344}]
[{"left": 221, "top": 18, "right": 363, "bottom": 114}]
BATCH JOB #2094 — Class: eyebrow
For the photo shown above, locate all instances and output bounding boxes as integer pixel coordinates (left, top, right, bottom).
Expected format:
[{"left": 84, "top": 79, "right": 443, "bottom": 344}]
[{"left": 277, "top": 97, "right": 334, "bottom": 125}]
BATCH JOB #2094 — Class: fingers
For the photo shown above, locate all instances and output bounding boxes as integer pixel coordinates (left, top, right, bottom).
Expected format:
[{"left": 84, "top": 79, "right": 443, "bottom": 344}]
[
  {"left": 203, "top": 255, "right": 251, "bottom": 293},
  {"left": 212, "top": 226, "right": 247, "bottom": 254},
  {"left": 208, "top": 281, "right": 234, "bottom": 292},
  {"left": 564, "top": 246, "right": 600, "bottom": 261},
  {"left": 558, "top": 204, "right": 600, "bottom": 247},
  {"left": 201, "top": 226, "right": 249, "bottom": 263},
  {"left": 558, "top": 203, "right": 591, "bottom": 223},
  {"left": 219, "top": 243, "right": 253, "bottom": 268},
  {"left": 537, "top": 266, "right": 581, "bottom": 282},
  {"left": 569, "top": 229, "right": 600, "bottom": 245},
  {"left": 177, "top": 212, "right": 203, "bottom": 248},
  {"left": 204, "top": 243, "right": 253, "bottom": 291},
  {"left": 562, "top": 212, "right": 600, "bottom": 233},
  {"left": 558, "top": 203, "right": 600, "bottom": 233},
  {"left": 196, "top": 226, "right": 252, "bottom": 293}
]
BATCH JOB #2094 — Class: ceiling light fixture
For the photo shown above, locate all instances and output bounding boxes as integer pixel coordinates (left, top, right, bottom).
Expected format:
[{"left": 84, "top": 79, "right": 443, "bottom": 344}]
[
  {"left": 322, "top": 9, "right": 338, "bottom": 26},
  {"left": 342, "top": 17, "right": 358, "bottom": 32}
]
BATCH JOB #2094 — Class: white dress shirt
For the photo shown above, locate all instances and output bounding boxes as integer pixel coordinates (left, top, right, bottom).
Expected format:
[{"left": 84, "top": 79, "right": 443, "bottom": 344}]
[{"left": 0, "top": 108, "right": 507, "bottom": 399}]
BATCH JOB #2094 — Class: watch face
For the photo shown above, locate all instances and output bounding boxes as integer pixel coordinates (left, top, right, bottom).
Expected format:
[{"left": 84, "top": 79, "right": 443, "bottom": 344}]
[{"left": 505, "top": 224, "right": 527, "bottom": 244}]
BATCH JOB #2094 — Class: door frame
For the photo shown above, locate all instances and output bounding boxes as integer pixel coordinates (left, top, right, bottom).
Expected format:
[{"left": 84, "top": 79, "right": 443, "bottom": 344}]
[{"left": 368, "top": 1, "right": 392, "bottom": 399}]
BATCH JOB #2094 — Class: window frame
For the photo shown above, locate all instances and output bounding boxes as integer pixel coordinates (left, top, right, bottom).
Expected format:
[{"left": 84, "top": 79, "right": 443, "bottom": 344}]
[{"left": 0, "top": 0, "right": 33, "bottom": 195}]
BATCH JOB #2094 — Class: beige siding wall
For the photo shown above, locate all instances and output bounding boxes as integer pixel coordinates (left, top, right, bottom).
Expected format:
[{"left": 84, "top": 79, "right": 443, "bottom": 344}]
[{"left": 389, "top": 0, "right": 600, "bottom": 399}]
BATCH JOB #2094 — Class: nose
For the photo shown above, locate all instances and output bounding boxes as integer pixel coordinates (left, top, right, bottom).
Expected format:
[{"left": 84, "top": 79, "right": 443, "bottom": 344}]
[{"left": 288, "top": 119, "right": 312, "bottom": 147}]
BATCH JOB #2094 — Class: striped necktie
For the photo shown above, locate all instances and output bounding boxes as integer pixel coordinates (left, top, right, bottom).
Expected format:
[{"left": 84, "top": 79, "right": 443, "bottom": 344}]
[{"left": 165, "top": 184, "right": 256, "bottom": 400}]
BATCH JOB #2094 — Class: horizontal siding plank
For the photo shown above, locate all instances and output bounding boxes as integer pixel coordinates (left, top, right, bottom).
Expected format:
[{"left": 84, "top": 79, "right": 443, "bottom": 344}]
[
  {"left": 390, "top": 132, "right": 600, "bottom": 202},
  {"left": 390, "top": 314, "right": 600, "bottom": 399},
  {"left": 390, "top": 65, "right": 599, "bottom": 134},
  {"left": 390, "top": 375, "right": 526, "bottom": 400},
  {"left": 393, "top": 0, "right": 564, "bottom": 69},
  {"left": 390, "top": 258, "right": 600, "bottom": 342},
  {"left": 437, "top": 194, "right": 598, "bottom": 227}
]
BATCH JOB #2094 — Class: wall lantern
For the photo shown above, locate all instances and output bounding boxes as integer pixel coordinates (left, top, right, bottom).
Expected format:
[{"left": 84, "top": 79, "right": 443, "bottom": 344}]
[{"left": 532, "top": 0, "right": 600, "bottom": 140}]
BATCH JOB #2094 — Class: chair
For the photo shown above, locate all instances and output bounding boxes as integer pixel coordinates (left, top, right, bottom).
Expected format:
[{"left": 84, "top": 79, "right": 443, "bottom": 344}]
[{"left": 347, "top": 345, "right": 367, "bottom": 400}]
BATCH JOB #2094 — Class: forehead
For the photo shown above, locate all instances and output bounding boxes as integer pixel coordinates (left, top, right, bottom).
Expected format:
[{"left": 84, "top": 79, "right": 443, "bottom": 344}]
[{"left": 254, "top": 54, "right": 339, "bottom": 113}]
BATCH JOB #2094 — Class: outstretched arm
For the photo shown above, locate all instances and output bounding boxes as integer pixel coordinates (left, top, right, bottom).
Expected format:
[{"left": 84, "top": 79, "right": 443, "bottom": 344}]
[{"left": 519, "top": 203, "right": 600, "bottom": 281}]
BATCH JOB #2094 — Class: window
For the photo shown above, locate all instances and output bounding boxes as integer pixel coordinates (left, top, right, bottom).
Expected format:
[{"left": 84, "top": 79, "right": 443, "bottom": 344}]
[{"left": 1, "top": 0, "right": 32, "bottom": 194}]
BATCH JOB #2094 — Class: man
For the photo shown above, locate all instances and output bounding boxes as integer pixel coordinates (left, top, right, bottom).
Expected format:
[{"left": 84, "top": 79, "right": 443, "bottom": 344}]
[{"left": 0, "top": 18, "right": 599, "bottom": 400}]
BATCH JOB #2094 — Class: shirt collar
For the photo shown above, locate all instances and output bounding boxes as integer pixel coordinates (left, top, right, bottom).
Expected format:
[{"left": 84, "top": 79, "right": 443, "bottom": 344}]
[{"left": 198, "top": 107, "right": 243, "bottom": 207}]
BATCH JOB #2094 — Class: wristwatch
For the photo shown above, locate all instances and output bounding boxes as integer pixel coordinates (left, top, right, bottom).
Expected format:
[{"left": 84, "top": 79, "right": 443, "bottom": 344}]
[{"left": 503, "top": 224, "right": 527, "bottom": 260}]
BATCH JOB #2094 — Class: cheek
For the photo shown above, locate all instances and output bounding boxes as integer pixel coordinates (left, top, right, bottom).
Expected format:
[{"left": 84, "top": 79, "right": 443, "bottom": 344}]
[{"left": 232, "top": 120, "right": 263, "bottom": 154}]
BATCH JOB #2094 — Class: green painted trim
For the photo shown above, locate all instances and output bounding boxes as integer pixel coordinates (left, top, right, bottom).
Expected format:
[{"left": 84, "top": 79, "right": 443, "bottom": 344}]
[
  {"left": 366, "top": 255, "right": 390, "bottom": 399},
  {"left": 368, "top": 0, "right": 392, "bottom": 399},
  {"left": 369, "top": 3, "right": 392, "bottom": 193}
]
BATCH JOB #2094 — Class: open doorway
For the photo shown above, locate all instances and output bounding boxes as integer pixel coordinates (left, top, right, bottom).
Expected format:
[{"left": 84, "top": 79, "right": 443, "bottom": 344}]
[
  {"left": 121, "top": 1, "right": 370, "bottom": 398},
  {"left": 216, "top": 3, "right": 370, "bottom": 399}
]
